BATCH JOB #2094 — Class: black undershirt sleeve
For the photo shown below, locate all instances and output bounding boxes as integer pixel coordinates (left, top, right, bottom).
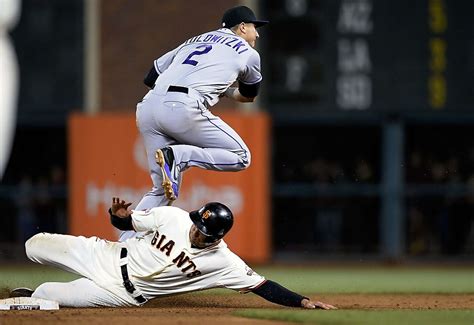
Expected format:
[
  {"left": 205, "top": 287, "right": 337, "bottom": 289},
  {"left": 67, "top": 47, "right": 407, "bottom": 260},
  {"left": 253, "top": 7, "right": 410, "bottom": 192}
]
[
  {"left": 108, "top": 208, "right": 134, "bottom": 231},
  {"left": 143, "top": 65, "right": 159, "bottom": 88},
  {"left": 238, "top": 80, "right": 260, "bottom": 98},
  {"left": 251, "top": 280, "right": 308, "bottom": 308}
]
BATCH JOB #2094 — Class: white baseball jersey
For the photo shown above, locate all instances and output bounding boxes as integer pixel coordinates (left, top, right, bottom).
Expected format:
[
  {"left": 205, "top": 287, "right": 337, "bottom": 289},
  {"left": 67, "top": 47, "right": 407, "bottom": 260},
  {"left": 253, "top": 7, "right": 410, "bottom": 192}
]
[
  {"left": 153, "top": 28, "right": 262, "bottom": 107},
  {"left": 126, "top": 206, "right": 265, "bottom": 298},
  {"left": 25, "top": 206, "right": 265, "bottom": 307}
]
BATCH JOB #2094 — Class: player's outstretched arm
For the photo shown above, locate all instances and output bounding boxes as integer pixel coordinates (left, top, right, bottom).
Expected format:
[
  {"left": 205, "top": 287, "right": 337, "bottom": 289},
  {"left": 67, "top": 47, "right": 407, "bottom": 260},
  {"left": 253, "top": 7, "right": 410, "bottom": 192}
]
[{"left": 251, "top": 280, "right": 337, "bottom": 310}]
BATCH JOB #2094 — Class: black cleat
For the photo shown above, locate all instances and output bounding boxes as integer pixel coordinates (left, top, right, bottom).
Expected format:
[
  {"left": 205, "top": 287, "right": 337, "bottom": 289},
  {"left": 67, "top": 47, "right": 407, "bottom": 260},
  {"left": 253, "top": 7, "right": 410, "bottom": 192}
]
[{"left": 9, "top": 287, "right": 34, "bottom": 298}]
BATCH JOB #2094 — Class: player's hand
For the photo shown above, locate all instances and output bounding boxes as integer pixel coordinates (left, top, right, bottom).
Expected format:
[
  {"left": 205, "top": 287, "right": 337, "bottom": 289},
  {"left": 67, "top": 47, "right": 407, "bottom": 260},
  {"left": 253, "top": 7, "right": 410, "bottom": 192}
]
[
  {"left": 301, "top": 298, "right": 337, "bottom": 310},
  {"left": 111, "top": 197, "right": 132, "bottom": 218}
]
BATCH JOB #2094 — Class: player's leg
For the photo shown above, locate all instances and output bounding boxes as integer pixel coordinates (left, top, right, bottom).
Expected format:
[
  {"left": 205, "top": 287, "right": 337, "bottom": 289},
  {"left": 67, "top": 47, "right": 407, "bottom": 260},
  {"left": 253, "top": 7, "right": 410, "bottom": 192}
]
[
  {"left": 33, "top": 278, "right": 135, "bottom": 307},
  {"left": 164, "top": 104, "right": 251, "bottom": 172},
  {"left": 25, "top": 233, "right": 120, "bottom": 284},
  {"left": 135, "top": 98, "right": 180, "bottom": 201},
  {"left": 27, "top": 235, "right": 143, "bottom": 306},
  {"left": 119, "top": 97, "right": 184, "bottom": 241}
]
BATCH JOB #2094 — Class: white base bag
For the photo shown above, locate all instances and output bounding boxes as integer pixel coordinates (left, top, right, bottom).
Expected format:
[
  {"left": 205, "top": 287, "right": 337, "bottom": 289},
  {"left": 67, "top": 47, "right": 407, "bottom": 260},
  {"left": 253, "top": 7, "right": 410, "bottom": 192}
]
[{"left": 0, "top": 297, "right": 59, "bottom": 310}]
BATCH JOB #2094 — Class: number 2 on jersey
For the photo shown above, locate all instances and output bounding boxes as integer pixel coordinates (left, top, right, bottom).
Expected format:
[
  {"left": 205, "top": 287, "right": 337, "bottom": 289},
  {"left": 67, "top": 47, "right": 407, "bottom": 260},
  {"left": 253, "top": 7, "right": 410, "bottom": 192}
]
[{"left": 182, "top": 45, "right": 212, "bottom": 66}]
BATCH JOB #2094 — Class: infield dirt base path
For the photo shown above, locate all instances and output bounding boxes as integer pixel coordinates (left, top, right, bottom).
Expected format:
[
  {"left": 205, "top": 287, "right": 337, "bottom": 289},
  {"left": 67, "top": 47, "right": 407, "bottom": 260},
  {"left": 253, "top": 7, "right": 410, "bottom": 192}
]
[{"left": 1, "top": 293, "right": 473, "bottom": 324}]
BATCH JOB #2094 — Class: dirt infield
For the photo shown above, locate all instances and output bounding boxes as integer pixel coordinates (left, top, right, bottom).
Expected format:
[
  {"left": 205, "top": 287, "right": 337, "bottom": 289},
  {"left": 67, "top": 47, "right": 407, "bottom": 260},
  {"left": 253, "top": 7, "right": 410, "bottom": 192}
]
[{"left": 1, "top": 293, "right": 473, "bottom": 324}]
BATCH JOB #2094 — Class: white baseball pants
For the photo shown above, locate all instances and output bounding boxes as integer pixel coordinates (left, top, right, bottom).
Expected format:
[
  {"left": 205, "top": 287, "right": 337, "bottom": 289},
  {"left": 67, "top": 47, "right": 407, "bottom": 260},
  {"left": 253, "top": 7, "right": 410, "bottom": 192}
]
[
  {"left": 120, "top": 87, "right": 251, "bottom": 241},
  {"left": 25, "top": 233, "right": 140, "bottom": 307}
]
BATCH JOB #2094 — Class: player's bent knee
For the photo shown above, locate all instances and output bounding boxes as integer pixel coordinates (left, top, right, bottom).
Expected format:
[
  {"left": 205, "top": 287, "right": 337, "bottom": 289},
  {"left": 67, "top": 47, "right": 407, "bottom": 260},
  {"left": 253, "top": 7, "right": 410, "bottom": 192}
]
[
  {"left": 236, "top": 149, "right": 251, "bottom": 170},
  {"left": 231, "top": 148, "right": 251, "bottom": 171},
  {"left": 234, "top": 159, "right": 250, "bottom": 171},
  {"left": 25, "top": 233, "right": 40, "bottom": 256},
  {"left": 25, "top": 233, "right": 48, "bottom": 261},
  {"left": 242, "top": 153, "right": 251, "bottom": 170}
]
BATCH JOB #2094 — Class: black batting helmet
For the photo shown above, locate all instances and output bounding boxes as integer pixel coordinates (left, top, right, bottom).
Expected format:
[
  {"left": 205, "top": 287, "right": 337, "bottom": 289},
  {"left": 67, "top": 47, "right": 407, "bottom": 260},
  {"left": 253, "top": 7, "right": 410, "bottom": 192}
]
[{"left": 189, "top": 202, "right": 234, "bottom": 241}]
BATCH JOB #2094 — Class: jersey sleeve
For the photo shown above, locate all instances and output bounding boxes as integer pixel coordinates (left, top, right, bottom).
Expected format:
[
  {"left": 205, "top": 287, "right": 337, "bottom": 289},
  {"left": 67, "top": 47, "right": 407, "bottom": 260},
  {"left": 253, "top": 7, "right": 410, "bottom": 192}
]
[
  {"left": 238, "top": 50, "right": 262, "bottom": 85},
  {"left": 217, "top": 251, "right": 265, "bottom": 292},
  {"left": 154, "top": 46, "right": 180, "bottom": 74},
  {"left": 131, "top": 207, "right": 167, "bottom": 232}
]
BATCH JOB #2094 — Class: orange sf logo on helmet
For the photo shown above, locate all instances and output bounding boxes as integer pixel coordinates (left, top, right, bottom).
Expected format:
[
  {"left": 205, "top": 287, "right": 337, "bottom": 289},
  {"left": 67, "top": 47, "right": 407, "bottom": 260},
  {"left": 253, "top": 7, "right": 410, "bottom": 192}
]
[{"left": 202, "top": 210, "right": 211, "bottom": 220}]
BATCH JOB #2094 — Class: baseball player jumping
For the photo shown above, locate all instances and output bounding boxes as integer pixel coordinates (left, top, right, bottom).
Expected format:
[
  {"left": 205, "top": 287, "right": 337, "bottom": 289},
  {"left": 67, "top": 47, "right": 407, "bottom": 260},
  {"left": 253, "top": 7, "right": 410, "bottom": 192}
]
[
  {"left": 121, "top": 6, "right": 268, "bottom": 241},
  {"left": 10, "top": 197, "right": 336, "bottom": 310}
]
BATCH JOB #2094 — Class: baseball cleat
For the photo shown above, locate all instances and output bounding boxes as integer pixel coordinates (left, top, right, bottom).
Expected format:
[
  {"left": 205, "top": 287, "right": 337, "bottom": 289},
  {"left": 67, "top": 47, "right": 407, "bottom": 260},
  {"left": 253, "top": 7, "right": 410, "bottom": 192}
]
[
  {"left": 155, "top": 147, "right": 178, "bottom": 204},
  {"left": 9, "top": 287, "right": 34, "bottom": 298}
]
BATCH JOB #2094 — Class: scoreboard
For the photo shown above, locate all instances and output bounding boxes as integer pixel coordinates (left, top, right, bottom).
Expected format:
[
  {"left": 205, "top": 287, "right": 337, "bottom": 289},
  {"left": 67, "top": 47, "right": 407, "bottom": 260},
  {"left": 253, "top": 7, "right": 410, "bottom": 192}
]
[{"left": 262, "top": 0, "right": 474, "bottom": 113}]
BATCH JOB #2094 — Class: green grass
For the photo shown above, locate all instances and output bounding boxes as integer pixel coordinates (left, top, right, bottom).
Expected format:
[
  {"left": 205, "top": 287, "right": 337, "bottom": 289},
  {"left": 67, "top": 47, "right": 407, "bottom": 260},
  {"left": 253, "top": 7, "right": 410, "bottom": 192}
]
[
  {"left": 235, "top": 309, "right": 474, "bottom": 325},
  {"left": 0, "top": 264, "right": 79, "bottom": 290},
  {"left": 253, "top": 267, "right": 474, "bottom": 294}
]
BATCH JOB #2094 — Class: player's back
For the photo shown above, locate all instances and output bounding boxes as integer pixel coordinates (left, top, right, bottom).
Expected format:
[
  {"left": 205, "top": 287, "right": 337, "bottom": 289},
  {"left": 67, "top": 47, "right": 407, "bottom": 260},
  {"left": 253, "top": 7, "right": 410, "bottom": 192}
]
[{"left": 155, "top": 28, "right": 260, "bottom": 106}]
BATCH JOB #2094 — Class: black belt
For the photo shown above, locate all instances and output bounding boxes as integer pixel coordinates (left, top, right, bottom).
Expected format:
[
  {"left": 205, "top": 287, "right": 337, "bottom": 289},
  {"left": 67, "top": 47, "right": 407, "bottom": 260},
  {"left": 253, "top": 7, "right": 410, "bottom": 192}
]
[
  {"left": 120, "top": 248, "right": 147, "bottom": 304},
  {"left": 168, "top": 85, "right": 188, "bottom": 94}
]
